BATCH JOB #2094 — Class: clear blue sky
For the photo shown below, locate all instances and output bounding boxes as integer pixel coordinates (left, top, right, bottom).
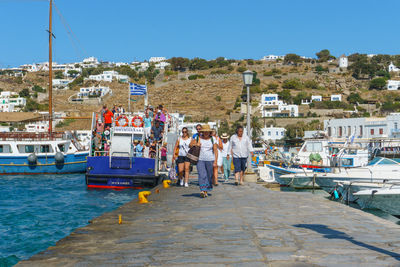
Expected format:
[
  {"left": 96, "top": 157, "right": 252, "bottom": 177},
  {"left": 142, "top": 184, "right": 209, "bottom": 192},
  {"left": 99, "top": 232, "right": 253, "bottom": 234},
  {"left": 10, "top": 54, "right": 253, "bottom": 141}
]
[{"left": 0, "top": 0, "right": 399, "bottom": 68}]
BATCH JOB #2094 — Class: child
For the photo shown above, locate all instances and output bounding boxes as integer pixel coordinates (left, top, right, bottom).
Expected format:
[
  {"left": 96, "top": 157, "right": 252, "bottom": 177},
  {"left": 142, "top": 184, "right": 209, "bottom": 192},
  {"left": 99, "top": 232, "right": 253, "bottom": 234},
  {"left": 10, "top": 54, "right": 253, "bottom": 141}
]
[
  {"left": 160, "top": 143, "right": 168, "bottom": 171},
  {"left": 149, "top": 140, "right": 157, "bottom": 159}
]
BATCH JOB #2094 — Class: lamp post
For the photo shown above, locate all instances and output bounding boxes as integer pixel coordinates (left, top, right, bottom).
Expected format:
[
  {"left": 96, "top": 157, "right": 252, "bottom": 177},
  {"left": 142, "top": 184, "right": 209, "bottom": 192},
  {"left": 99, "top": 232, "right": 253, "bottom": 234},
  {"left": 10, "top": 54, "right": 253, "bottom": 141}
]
[{"left": 242, "top": 70, "right": 254, "bottom": 173}]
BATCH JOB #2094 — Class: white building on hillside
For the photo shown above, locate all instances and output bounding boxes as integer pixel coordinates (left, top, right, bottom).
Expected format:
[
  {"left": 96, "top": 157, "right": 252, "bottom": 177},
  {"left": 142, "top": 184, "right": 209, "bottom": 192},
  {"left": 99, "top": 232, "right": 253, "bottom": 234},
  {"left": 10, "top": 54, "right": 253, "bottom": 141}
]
[
  {"left": 0, "top": 91, "right": 26, "bottom": 112},
  {"left": 311, "top": 95, "right": 322, "bottom": 102},
  {"left": 261, "top": 55, "right": 284, "bottom": 61},
  {"left": 387, "top": 80, "right": 400, "bottom": 90},
  {"left": 78, "top": 86, "right": 111, "bottom": 99},
  {"left": 81, "top": 57, "right": 99, "bottom": 68},
  {"left": 331, "top": 94, "right": 342, "bottom": 101},
  {"left": 339, "top": 54, "right": 348, "bottom": 68},
  {"left": 87, "top": 71, "right": 129, "bottom": 83},
  {"left": 389, "top": 62, "right": 400, "bottom": 72},
  {"left": 261, "top": 125, "right": 286, "bottom": 142},
  {"left": 260, "top": 94, "right": 299, "bottom": 118},
  {"left": 149, "top": 57, "right": 166, "bottom": 63},
  {"left": 155, "top": 61, "right": 171, "bottom": 70},
  {"left": 20, "top": 64, "right": 39, "bottom": 72},
  {"left": 53, "top": 79, "right": 72, "bottom": 89},
  {"left": 324, "top": 113, "right": 400, "bottom": 139}
]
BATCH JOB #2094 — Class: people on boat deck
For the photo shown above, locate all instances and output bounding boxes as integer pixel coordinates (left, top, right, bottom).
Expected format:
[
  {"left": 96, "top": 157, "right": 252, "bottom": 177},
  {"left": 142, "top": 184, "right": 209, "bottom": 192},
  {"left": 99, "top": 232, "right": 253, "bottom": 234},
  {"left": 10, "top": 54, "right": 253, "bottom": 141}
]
[
  {"left": 228, "top": 125, "right": 254, "bottom": 186},
  {"left": 144, "top": 141, "right": 150, "bottom": 158},
  {"left": 190, "top": 124, "right": 218, "bottom": 198},
  {"left": 99, "top": 105, "right": 107, "bottom": 123},
  {"left": 149, "top": 140, "right": 157, "bottom": 158},
  {"left": 160, "top": 143, "right": 168, "bottom": 171},
  {"left": 144, "top": 113, "right": 152, "bottom": 140},
  {"left": 96, "top": 119, "right": 104, "bottom": 134},
  {"left": 92, "top": 130, "right": 101, "bottom": 156},
  {"left": 103, "top": 108, "right": 114, "bottom": 129},
  {"left": 136, "top": 141, "right": 144, "bottom": 157},
  {"left": 151, "top": 120, "right": 164, "bottom": 142},
  {"left": 119, "top": 105, "right": 125, "bottom": 114},
  {"left": 173, "top": 127, "right": 191, "bottom": 187}
]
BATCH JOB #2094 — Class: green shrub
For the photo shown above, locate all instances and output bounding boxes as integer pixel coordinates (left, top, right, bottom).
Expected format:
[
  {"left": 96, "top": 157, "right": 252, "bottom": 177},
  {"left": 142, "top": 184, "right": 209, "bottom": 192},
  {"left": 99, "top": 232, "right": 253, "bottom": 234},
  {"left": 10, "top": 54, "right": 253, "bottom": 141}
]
[
  {"left": 267, "top": 83, "right": 279, "bottom": 90},
  {"left": 237, "top": 66, "right": 247, "bottom": 73},
  {"left": 32, "top": 85, "right": 45, "bottom": 93},
  {"left": 282, "top": 79, "right": 302, "bottom": 90},
  {"left": 369, "top": 77, "right": 387, "bottom": 90},
  {"left": 215, "top": 96, "right": 222, "bottom": 101},
  {"left": 303, "top": 80, "right": 319, "bottom": 89},
  {"left": 188, "top": 74, "right": 205, "bottom": 80}
]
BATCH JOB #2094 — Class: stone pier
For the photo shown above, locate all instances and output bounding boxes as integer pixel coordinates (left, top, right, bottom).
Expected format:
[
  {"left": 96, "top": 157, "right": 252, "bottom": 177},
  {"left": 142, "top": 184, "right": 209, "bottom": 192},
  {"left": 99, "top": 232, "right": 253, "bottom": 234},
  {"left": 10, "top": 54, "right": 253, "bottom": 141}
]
[{"left": 19, "top": 179, "right": 400, "bottom": 266}]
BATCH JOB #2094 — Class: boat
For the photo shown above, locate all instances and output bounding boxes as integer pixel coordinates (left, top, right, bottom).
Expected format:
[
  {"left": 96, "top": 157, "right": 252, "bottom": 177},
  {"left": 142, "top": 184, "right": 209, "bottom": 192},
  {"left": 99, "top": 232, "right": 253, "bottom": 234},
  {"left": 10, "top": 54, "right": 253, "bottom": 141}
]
[
  {"left": 354, "top": 186, "right": 400, "bottom": 217},
  {"left": 334, "top": 180, "right": 396, "bottom": 203},
  {"left": 85, "top": 113, "right": 175, "bottom": 189},
  {"left": 0, "top": 0, "right": 88, "bottom": 175}
]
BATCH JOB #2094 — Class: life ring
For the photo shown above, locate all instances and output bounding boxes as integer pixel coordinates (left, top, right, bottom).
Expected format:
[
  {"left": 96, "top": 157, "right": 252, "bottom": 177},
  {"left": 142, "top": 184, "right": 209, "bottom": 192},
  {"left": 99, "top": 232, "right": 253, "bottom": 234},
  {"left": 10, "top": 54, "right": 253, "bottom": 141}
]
[
  {"left": 115, "top": 115, "right": 129, "bottom": 127},
  {"left": 131, "top": 116, "right": 144, "bottom": 127}
]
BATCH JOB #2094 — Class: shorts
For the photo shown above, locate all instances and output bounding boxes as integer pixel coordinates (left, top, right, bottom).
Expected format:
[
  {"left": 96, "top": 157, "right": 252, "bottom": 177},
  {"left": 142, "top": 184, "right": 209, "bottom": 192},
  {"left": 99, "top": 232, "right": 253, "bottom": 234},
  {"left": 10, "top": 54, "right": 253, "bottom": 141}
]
[
  {"left": 176, "top": 156, "right": 190, "bottom": 164},
  {"left": 233, "top": 157, "right": 247, "bottom": 173},
  {"left": 105, "top": 123, "right": 112, "bottom": 129},
  {"left": 161, "top": 156, "right": 167, "bottom": 162}
]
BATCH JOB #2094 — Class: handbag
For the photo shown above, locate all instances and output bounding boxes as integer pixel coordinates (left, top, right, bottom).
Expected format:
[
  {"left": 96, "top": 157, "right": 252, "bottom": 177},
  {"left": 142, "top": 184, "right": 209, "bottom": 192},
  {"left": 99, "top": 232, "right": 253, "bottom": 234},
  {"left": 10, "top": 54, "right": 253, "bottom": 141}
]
[{"left": 187, "top": 137, "right": 200, "bottom": 165}]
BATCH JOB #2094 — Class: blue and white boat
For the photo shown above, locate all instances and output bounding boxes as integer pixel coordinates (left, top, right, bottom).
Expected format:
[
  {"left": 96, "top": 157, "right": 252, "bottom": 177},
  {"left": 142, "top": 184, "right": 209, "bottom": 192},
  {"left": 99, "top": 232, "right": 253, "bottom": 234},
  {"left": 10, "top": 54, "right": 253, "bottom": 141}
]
[
  {"left": 0, "top": 132, "right": 88, "bottom": 175},
  {"left": 85, "top": 113, "right": 169, "bottom": 189}
]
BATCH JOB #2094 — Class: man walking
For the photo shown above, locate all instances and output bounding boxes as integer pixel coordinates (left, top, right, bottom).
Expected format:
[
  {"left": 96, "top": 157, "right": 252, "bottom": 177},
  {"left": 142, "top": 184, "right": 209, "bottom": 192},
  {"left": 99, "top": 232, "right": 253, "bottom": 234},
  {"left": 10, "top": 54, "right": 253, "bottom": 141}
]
[{"left": 228, "top": 125, "right": 254, "bottom": 185}]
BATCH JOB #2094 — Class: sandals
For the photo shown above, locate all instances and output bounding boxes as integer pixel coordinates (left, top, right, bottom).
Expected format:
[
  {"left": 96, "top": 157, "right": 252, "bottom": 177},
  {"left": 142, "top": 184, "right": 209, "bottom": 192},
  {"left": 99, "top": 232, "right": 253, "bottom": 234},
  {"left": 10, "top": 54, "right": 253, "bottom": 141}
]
[{"left": 200, "top": 191, "right": 208, "bottom": 198}]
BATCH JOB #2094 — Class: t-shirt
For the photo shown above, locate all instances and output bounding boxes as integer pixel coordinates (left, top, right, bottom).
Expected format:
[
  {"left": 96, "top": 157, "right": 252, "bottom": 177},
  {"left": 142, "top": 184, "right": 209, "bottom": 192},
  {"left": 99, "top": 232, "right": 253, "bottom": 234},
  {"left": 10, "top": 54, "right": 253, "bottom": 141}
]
[
  {"left": 161, "top": 147, "right": 167, "bottom": 157},
  {"left": 220, "top": 141, "right": 230, "bottom": 158},
  {"left": 144, "top": 117, "right": 152, "bottom": 128},
  {"left": 151, "top": 125, "right": 163, "bottom": 140},
  {"left": 178, "top": 137, "right": 191, "bottom": 157},
  {"left": 199, "top": 138, "right": 215, "bottom": 161},
  {"left": 103, "top": 110, "right": 113, "bottom": 124}
]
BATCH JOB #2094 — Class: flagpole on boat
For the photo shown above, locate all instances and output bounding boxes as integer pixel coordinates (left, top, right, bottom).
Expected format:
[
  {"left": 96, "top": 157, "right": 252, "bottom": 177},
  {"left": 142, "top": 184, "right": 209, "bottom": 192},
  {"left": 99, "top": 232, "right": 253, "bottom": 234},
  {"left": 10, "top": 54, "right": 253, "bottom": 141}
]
[
  {"left": 144, "top": 79, "right": 148, "bottom": 111},
  {"left": 128, "top": 82, "right": 131, "bottom": 114},
  {"left": 48, "top": 0, "right": 53, "bottom": 136}
]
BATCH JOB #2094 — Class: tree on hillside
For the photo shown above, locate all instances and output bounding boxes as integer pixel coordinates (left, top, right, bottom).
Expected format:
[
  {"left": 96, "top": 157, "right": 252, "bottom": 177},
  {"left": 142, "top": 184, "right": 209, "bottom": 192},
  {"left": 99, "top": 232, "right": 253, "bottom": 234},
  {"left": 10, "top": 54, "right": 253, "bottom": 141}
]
[
  {"left": 348, "top": 54, "right": 381, "bottom": 79},
  {"left": 369, "top": 77, "right": 387, "bottom": 90},
  {"left": 282, "top": 78, "right": 302, "bottom": 90},
  {"left": 189, "top": 58, "right": 209, "bottom": 70},
  {"left": 278, "top": 89, "right": 292, "bottom": 103},
  {"left": 316, "top": 49, "right": 335, "bottom": 62},
  {"left": 284, "top": 54, "right": 302, "bottom": 65},
  {"left": 168, "top": 57, "right": 190, "bottom": 71},
  {"left": 347, "top": 92, "right": 364, "bottom": 104},
  {"left": 19, "top": 88, "right": 30, "bottom": 98},
  {"left": 54, "top": 71, "right": 64, "bottom": 79}
]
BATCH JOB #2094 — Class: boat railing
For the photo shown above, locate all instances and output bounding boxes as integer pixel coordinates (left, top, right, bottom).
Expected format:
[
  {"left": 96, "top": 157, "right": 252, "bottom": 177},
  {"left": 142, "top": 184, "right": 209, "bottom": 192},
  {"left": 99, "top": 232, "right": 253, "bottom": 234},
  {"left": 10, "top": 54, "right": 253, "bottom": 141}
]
[{"left": 0, "top": 132, "right": 65, "bottom": 141}]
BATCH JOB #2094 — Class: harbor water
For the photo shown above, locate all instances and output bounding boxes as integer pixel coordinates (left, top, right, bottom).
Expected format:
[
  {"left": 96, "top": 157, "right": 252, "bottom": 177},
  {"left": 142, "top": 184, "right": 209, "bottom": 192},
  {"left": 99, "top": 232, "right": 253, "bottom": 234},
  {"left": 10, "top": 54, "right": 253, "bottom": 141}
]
[{"left": 0, "top": 174, "right": 140, "bottom": 267}]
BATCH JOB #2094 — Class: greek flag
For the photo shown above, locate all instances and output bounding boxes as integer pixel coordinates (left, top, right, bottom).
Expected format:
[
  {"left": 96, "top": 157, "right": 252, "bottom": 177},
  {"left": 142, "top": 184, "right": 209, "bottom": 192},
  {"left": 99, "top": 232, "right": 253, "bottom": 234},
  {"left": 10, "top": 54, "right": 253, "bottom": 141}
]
[{"left": 129, "top": 83, "right": 147, "bottom": 95}]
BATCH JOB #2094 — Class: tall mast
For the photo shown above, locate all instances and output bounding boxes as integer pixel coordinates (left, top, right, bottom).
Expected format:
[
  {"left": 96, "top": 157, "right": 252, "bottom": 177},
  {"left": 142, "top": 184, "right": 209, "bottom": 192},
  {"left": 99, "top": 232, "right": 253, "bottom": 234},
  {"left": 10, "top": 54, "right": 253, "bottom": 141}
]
[{"left": 48, "top": 0, "right": 53, "bottom": 134}]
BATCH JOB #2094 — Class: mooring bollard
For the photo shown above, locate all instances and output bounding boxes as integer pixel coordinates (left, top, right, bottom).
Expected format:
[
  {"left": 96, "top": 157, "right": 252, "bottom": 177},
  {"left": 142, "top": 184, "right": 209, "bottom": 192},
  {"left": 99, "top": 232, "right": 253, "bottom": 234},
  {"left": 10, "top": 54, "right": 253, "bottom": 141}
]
[
  {"left": 118, "top": 214, "right": 122, "bottom": 224},
  {"left": 138, "top": 191, "right": 151, "bottom": 203},
  {"left": 163, "top": 180, "right": 171, "bottom": 188}
]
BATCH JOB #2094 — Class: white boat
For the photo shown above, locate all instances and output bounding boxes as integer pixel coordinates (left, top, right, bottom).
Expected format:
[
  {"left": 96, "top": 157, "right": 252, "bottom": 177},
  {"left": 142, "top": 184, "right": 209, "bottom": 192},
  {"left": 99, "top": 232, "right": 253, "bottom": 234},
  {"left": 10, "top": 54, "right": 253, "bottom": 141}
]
[
  {"left": 335, "top": 180, "right": 398, "bottom": 202},
  {"left": 313, "top": 157, "right": 400, "bottom": 192},
  {"left": 354, "top": 186, "right": 400, "bottom": 217}
]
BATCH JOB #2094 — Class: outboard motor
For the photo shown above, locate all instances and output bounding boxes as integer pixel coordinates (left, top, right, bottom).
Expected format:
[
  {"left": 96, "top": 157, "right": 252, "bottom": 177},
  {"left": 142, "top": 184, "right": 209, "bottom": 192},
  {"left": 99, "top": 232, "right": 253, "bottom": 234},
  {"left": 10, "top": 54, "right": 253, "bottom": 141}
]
[
  {"left": 55, "top": 152, "right": 65, "bottom": 164},
  {"left": 27, "top": 153, "right": 37, "bottom": 165}
]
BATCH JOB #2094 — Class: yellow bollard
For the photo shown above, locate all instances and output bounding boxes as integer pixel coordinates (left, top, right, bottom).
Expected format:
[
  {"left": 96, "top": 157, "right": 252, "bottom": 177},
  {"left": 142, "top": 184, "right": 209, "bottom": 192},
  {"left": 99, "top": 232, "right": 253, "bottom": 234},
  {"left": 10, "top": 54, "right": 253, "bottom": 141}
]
[
  {"left": 118, "top": 214, "right": 122, "bottom": 224},
  {"left": 138, "top": 191, "right": 151, "bottom": 203},
  {"left": 163, "top": 180, "right": 171, "bottom": 188}
]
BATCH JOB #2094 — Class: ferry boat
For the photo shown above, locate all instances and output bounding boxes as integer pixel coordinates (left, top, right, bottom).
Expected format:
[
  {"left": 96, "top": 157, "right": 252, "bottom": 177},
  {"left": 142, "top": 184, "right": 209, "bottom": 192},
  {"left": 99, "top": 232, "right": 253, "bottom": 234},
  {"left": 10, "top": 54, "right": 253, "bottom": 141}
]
[
  {"left": 0, "top": 132, "right": 87, "bottom": 175},
  {"left": 85, "top": 113, "right": 166, "bottom": 189}
]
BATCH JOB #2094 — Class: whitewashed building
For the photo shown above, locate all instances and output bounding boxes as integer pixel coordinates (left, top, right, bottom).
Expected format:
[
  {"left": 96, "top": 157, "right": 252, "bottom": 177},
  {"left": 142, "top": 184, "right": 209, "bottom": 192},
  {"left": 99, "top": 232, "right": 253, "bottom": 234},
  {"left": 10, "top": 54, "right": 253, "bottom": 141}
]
[
  {"left": 78, "top": 86, "right": 111, "bottom": 99},
  {"left": 149, "top": 57, "right": 166, "bottom": 63},
  {"left": 261, "top": 125, "right": 286, "bottom": 142},
  {"left": 260, "top": 94, "right": 299, "bottom": 117},
  {"left": 87, "top": 71, "right": 128, "bottom": 83},
  {"left": 155, "top": 61, "right": 171, "bottom": 70},
  {"left": 387, "top": 80, "right": 400, "bottom": 90},
  {"left": 389, "top": 62, "right": 400, "bottom": 72},
  {"left": 339, "top": 54, "right": 348, "bottom": 68},
  {"left": 53, "top": 79, "right": 72, "bottom": 89},
  {"left": 331, "top": 94, "right": 342, "bottom": 101},
  {"left": 311, "top": 95, "right": 322, "bottom": 102},
  {"left": 0, "top": 91, "right": 26, "bottom": 112},
  {"left": 261, "top": 55, "right": 284, "bottom": 61},
  {"left": 324, "top": 113, "right": 400, "bottom": 139}
]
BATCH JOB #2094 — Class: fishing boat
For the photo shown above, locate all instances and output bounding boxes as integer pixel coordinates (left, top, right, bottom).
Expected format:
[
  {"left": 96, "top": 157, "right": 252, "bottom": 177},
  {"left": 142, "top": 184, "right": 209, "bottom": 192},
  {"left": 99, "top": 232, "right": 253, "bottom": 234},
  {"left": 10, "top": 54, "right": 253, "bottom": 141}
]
[
  {"left": 85, "top": 113, "right": 175, "bottom": 189},
  {"left": 354, "top": 186, "right": 400, "bottom": 217},
  {"left": 0, "top": 0, "right": 88, "bottom": 175}
]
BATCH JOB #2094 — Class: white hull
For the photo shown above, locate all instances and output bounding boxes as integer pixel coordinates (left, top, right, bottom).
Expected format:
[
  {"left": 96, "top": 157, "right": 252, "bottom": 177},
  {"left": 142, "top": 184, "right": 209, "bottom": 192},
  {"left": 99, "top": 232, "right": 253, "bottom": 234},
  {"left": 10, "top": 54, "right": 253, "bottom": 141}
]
[{"left": 354, "top": 188, "right": 400, "bottom": 216}]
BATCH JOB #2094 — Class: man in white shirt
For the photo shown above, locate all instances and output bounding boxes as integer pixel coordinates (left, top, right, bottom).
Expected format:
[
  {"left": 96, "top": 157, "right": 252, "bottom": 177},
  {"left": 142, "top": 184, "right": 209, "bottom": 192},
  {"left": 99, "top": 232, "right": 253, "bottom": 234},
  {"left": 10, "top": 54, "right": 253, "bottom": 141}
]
[{"left": 228, "top": 125, "right": 254, "bottom": 185}]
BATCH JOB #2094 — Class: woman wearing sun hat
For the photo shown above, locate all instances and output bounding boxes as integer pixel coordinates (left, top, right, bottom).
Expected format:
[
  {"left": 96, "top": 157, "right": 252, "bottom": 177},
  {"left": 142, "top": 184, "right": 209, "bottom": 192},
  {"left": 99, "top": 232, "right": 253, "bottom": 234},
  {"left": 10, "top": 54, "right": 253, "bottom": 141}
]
[{"left": 190, "top": 124, "right": 218, "bottom": 198}]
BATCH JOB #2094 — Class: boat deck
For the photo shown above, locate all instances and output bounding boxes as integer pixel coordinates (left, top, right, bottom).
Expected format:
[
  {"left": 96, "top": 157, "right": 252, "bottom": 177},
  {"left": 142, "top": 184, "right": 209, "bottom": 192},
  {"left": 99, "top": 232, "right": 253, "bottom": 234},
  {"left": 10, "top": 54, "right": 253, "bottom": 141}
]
[{"left": 19, "top": 178, "right": 400, "bottom": 266}]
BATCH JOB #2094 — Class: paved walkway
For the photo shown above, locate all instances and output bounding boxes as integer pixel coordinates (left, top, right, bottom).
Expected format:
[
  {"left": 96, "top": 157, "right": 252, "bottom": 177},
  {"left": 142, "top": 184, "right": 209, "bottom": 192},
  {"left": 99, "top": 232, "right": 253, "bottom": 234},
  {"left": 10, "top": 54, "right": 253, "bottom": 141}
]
[{"left": 19, "top": 179, "right": 400, "bottom": 266}]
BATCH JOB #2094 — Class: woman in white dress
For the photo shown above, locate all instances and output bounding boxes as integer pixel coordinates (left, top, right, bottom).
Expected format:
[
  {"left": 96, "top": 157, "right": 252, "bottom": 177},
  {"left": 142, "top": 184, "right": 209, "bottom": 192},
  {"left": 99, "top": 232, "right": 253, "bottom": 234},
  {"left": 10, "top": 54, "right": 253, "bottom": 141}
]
[{"left": 172, "top": 127, "right": 192, "bottom": 187}]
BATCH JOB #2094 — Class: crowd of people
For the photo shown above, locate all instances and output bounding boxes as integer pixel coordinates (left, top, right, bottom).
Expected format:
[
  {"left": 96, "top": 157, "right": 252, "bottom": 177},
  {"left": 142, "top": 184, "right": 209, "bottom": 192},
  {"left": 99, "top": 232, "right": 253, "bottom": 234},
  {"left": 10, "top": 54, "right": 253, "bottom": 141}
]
[
  {"left": 92, "top": 104, "right": 171, "bottom": 158},
  {"left": 173, "top": 124, "right": 254, "bottom": 198}
]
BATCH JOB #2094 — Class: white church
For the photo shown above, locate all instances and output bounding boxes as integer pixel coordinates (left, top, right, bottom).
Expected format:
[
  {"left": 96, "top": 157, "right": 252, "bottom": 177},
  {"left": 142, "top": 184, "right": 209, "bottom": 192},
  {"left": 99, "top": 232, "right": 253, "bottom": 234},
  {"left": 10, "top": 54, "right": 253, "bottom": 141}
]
[{"left": 389, "top": 62, "right": 400, "bottom": 72}]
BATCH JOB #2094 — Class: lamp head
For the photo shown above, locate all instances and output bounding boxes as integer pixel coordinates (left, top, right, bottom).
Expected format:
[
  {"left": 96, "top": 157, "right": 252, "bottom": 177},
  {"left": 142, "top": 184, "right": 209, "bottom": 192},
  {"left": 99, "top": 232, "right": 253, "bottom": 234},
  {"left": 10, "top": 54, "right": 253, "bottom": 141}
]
[{"left": 242, "top": 70, "right": 254, "bottom": 86}]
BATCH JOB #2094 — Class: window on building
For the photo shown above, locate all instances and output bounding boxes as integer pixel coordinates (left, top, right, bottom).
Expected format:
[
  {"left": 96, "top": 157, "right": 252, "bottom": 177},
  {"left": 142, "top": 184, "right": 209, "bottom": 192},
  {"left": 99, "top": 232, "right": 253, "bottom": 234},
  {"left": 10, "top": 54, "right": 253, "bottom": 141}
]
[
  {"left": 371, "top": 129, "right": 374, "bottom": 135},
  {"left": 268, "top": 131, "right": 271, "bottom": 136},
  {"left": 0, "top": 145, "right": 12, "bottom": 153},
  {"left": 24, "top": 145, "right": 35, "bottom": 153},
  {"left": 339, "top": 126, "right": 343, "bottom": 137},
  {"left": 348, "top": 126, "right": 351, "bottom": 136},
  {"left": 379, "top": 128, "right": 383, "bottom": 135},
  {"left": 395, "top": 122, "right": 398, "bottom": 130},
  {"left": 276, "top": 131, "right": 278, "bottom": 135},
  {"left": 40, "top": 145, "right": 52, "bottom": 153},
  {"left": 360, "top": 126, "right": 363, "bottom": 136},
  {"left": 327, "top": 127, "right": 331, "bottom": 137}
]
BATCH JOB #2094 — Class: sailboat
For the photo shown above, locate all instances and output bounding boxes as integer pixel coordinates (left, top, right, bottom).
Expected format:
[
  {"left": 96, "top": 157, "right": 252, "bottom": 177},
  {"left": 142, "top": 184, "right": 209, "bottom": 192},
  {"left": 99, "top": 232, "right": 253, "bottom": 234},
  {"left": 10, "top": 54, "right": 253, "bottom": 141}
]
[{"left": 0, "top": 0, "right": 88, "bottom": 175}]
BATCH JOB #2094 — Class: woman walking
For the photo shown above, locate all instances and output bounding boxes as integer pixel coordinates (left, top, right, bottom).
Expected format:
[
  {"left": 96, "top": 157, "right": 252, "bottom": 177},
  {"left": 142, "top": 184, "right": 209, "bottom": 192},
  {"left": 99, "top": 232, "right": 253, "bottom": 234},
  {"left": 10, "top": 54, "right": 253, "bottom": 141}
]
[
  {"left": 172, "top": 127, "right": 192, "bottom": 187},
  {"left": 190, "top": 125, "right": 218, "bottom": 198},
  {"left": 212, "top": 129, "right": 223, "bottom": 186},
  {"left": 228, "top": 125, "right": 254, "bottom": 185},
  {"left": 220, "top": 133, "right": 232, "bottom": 182}
]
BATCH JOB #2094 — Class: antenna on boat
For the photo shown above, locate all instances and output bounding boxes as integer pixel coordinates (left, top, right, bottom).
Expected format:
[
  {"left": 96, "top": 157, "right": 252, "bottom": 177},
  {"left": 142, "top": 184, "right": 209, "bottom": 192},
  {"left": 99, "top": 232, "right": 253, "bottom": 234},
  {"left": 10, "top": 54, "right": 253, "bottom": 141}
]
[{"left": 48, "top": 0, "right": 54, "bottom": 136}]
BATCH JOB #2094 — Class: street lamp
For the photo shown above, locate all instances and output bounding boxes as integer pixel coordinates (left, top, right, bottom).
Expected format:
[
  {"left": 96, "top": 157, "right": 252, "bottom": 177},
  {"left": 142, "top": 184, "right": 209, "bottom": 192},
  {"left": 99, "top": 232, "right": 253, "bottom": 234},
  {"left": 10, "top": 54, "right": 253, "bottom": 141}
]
[{"left": 242, "top": 70, "right": 254, "bottom": 173}]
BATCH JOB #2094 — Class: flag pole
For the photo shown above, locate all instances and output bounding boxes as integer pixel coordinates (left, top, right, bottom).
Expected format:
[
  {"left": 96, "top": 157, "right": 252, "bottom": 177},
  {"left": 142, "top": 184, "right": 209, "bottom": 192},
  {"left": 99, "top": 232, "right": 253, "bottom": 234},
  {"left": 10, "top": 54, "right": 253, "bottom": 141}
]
[
  {"left": 144, "top": 79, "right": 148, "bottom": 111},
  {"left": 128, "top": 83, "right": 131, "bottom": 113}
]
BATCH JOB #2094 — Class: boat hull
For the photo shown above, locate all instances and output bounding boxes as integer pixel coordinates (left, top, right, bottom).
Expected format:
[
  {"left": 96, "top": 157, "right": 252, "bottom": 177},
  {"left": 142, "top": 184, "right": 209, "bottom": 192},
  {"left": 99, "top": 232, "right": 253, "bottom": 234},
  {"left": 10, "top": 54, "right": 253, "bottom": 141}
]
[
  {"left": 0, "top": 153, "right": 87, "bottom": 175},
  {"left": 355, "top": 193, "right": 400, "bottom": 217},
  {"left": 85, "top": 156, "right": 161, "bottom": 189}
]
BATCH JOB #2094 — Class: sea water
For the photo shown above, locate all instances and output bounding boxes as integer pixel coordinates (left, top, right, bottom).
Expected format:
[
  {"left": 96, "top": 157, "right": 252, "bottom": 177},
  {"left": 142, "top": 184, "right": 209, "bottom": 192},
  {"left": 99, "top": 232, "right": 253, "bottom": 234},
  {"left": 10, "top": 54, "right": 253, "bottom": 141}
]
[{"left": 0, "top": 174, "right": 140, "bottom": 266}]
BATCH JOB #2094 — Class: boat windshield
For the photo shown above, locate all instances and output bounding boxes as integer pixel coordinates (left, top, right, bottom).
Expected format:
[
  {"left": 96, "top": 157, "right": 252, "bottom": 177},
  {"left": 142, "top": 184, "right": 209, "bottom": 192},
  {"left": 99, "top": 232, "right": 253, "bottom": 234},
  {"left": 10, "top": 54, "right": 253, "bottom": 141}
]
[{"left": 368, "top": 157, "right": 399, "bottom": 166}]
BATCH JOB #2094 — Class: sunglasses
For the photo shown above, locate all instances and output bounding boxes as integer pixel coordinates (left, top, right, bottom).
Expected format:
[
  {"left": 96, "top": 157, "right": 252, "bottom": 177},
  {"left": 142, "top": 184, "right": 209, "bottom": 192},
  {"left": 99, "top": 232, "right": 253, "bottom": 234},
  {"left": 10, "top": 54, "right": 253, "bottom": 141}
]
[{"left": 182, "top": 131, "right": 188, "bottom": 133}]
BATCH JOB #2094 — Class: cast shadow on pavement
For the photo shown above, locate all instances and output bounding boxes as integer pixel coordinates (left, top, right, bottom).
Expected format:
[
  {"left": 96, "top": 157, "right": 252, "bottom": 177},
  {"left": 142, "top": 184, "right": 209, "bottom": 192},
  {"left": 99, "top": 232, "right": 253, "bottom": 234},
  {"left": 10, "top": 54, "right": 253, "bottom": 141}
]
[{"left": 293, "top": 224, "right": 400, "bottom": 261}]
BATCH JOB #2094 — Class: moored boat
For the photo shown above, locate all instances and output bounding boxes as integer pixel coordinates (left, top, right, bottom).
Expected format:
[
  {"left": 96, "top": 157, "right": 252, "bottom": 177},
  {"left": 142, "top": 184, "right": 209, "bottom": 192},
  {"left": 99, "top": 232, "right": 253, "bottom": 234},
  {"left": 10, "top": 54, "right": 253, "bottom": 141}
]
[{"left": 354, "top": 186, "right": 400, "bottom": 217}]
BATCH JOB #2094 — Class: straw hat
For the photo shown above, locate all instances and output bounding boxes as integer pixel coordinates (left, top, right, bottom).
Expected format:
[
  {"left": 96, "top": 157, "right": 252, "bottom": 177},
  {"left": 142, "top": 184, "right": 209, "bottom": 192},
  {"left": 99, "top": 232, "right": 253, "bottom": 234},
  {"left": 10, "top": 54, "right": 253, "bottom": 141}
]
[
  {"left": 221, "top": 133, "right": 229, "bottom": 139},
  {"left": 199, "top": 124, "right": 212, "bottom": 132}
]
